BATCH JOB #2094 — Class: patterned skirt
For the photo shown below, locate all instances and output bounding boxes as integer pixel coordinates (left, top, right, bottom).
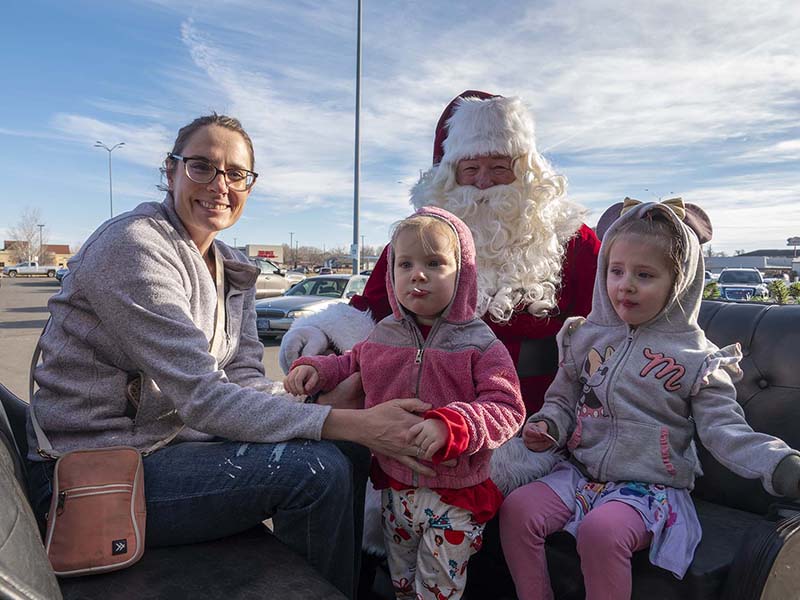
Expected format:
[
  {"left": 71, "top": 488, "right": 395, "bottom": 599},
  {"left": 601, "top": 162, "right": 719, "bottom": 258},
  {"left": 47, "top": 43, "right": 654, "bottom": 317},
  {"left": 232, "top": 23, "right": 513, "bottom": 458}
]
[{"left": 539, "top": 461, "right": 702, "bottom": 578}]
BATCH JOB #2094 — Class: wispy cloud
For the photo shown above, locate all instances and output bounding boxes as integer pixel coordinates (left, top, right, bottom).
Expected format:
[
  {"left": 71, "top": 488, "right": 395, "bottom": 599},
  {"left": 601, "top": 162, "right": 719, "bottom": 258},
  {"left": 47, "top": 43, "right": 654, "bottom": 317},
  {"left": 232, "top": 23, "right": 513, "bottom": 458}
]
[
  {"left": 51, "top": 114, "right": 173, "bottom": 168},
  {"left": 14, "top": 0, "right": 800, "bottom": 254}
]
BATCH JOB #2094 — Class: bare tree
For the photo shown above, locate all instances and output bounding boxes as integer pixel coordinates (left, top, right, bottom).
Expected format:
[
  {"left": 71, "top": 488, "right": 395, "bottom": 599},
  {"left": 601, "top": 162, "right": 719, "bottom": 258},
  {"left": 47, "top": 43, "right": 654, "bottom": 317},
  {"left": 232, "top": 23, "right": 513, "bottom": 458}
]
[{"left": 7, "top": 208, "right": 49, "bottom": 263}]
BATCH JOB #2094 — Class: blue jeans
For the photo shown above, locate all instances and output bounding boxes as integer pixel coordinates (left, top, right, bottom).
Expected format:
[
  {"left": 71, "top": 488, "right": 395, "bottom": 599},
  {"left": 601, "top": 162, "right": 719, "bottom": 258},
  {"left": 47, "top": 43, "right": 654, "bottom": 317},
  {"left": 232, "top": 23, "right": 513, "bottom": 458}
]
[{"left": 28, "top": 439, "right": 370, "bottom": 598}]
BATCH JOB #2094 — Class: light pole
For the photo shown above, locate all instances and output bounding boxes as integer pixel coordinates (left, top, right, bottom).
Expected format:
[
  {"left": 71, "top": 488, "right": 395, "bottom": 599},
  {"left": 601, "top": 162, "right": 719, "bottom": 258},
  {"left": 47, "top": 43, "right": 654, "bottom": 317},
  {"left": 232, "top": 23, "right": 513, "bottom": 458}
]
[
  {"left": 361, "top": 234, "right": 365, "bottom": 271},
  {"left": 351, "top": 0, "right": 362, "bottom": 274},
  {"left": 94, "top": 141, "right": 125, "bottom": 219},
  {"left": 37, "top": 224, "right": 44, "bottom": 262},
  {"left": 294, "top": 241, "right": 299, "bottom": 269},
  {"left": 289, "top": 232, "right": 294, "bottom": 267}
]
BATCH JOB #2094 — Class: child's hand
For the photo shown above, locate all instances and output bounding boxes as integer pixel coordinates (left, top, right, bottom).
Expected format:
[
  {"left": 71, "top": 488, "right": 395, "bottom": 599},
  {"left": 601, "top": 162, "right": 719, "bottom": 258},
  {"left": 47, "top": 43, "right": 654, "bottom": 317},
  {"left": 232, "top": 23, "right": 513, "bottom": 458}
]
[
  {"left": 284, "top": 365, "right": 320, "bottom": 396},
  {"left": 408, "top": 418, "right": 448, "bottom": 461},
  {"left": 522, "top": 421, "right": 557, "bottom": 451}
]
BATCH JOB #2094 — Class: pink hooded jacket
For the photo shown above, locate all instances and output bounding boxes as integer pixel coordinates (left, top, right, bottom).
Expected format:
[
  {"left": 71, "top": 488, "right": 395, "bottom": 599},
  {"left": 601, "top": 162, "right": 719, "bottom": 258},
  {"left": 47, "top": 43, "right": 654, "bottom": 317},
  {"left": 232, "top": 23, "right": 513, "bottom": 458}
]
[{"left": 294, "top": 206, "right": 524, "bottom": 489}]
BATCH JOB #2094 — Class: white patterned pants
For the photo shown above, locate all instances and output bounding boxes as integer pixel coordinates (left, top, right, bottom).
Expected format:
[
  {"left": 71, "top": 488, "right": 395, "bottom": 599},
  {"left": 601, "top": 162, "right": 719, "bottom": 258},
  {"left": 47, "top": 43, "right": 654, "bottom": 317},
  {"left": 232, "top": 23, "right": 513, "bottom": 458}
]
[{"left": 381, "top": 487, "right": 485, "bottom": 600}]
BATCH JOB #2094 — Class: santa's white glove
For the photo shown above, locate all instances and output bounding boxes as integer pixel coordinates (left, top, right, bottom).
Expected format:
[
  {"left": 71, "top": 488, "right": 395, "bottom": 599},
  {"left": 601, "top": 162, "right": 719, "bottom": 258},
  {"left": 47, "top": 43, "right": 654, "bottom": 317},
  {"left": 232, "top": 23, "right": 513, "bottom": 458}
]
[{"left": 279, "top": 326, "right": 331, "bottom": 374}]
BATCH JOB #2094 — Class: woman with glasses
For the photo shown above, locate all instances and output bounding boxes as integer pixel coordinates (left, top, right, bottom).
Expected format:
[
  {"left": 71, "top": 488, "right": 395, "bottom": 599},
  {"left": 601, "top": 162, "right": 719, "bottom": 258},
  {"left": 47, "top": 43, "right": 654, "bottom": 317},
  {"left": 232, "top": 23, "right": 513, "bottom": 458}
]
[{"left": 26, "top": 114, "right": 432, "bottom": 599}]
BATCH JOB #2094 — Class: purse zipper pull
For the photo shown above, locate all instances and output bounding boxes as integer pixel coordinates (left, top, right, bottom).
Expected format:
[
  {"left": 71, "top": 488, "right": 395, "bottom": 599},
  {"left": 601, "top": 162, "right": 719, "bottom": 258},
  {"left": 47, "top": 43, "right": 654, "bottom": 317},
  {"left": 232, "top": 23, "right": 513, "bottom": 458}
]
[{"left": 56, "top": 491, "right": 66, "bottom": 515}]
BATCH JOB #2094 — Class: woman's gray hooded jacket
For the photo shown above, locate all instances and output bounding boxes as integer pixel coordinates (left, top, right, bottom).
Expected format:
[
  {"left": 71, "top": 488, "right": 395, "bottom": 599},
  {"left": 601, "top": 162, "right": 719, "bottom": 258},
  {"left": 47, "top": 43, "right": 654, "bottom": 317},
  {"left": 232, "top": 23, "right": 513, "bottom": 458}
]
[{"left": 28, "top": 197, "right": 330, "bottom": 459}]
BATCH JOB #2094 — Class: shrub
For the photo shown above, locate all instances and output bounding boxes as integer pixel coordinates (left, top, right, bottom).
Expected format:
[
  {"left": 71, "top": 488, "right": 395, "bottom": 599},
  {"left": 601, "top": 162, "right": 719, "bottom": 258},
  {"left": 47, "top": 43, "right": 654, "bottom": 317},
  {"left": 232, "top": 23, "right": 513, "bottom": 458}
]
[
  {"left": 768, "top": 280, "right": 790, "bottom": 305},
  {"left": 703, "top": 282, "right": 720, "bottom": 300},
  {"left": 789, "top": 282, "right": 800, "bottom": 301}
]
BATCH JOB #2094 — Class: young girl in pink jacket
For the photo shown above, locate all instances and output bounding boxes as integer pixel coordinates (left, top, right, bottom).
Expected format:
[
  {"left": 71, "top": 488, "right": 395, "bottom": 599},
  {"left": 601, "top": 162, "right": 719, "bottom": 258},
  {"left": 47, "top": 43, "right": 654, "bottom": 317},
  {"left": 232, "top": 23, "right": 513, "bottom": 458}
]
[{"left": 286, "top": 206, "right": 524, "bottom": 599}]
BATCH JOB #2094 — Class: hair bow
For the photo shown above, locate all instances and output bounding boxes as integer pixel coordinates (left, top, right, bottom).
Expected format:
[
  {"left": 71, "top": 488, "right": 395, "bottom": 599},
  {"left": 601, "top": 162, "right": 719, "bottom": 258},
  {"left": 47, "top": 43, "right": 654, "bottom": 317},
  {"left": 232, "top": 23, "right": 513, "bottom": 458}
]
[
  {"left": 596, "top": 197, "right": 712, "bottom": 244},
  {"left": 620, "top": 197, "right": 686, "bottom": 221}
]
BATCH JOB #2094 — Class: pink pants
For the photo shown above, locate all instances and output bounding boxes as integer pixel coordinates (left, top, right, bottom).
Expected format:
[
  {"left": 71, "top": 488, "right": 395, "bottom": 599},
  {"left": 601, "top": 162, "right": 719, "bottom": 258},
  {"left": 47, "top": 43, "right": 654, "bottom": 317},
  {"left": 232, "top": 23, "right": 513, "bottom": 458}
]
[{"left": 499, "top": 482, "right": 652, "bottom": 600}]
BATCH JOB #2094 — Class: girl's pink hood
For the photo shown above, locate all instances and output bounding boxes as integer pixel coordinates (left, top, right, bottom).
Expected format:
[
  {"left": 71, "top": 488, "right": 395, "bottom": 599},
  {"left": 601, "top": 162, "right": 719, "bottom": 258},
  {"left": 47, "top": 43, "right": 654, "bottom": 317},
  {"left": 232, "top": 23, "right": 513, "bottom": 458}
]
[{"left": 386, "top": 206, "right": 478, "bottom": 324}]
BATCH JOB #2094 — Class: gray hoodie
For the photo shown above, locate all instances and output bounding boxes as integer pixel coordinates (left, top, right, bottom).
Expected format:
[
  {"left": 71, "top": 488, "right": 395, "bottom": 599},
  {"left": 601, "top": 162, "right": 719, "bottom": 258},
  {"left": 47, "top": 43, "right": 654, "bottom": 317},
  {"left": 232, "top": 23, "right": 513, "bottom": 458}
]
[
  {"left": 28, "top": 197, "right": 330, "bottom": 459},
  {"left": 533, "top": 202, "right": 798, "bottom": 494}
]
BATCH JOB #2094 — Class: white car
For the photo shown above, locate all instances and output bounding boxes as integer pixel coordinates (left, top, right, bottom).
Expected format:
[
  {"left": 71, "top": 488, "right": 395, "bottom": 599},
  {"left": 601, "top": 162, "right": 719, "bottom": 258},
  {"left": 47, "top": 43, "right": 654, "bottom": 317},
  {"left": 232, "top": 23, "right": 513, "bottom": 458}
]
[{"left": 255, "top": 274, "right": 368, "bottom": 339}]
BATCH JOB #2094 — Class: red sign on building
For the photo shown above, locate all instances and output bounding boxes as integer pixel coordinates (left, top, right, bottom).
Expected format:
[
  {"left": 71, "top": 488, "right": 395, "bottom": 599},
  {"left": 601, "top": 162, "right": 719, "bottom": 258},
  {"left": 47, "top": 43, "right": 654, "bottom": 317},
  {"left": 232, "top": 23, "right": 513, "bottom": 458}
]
[{"left": 257, "top": 250, "right": 277, "bottom": 258}]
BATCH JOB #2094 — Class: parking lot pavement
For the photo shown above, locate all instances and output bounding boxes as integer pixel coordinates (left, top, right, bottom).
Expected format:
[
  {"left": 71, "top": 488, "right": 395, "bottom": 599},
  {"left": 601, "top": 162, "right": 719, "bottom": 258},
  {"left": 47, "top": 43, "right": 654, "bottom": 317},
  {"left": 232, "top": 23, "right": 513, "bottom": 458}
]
[{"left": 0, "top": 278, "right": 286, "bottom": 401}]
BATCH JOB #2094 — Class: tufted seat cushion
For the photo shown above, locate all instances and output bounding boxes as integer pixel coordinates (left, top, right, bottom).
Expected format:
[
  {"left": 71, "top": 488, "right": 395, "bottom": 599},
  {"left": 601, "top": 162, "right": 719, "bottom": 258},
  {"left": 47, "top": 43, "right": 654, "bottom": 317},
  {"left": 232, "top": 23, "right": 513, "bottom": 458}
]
[{"left": 694, "top": 302, "right": 800, "bottom": 514}]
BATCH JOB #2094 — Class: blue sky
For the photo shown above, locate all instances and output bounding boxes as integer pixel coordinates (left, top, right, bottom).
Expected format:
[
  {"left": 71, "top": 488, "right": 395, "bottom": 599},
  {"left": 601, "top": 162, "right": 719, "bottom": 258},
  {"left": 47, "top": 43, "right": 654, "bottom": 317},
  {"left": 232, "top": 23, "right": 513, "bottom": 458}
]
[{"left": 2, "top": 0, "right": 799, "bottom": 257}]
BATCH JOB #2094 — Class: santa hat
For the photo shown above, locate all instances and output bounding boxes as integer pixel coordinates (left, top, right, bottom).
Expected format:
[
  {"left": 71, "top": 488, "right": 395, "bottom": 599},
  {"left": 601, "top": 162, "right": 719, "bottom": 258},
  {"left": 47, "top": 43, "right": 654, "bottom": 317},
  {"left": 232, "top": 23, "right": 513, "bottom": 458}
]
[{"left": 432, "top": 90, "right": 538, "bottom": 166}]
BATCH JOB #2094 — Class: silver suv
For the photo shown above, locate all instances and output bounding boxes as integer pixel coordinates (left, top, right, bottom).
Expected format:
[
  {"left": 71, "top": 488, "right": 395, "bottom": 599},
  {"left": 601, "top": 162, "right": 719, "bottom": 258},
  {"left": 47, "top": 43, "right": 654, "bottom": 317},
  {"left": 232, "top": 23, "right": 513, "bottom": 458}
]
[
  {"left": 250, "top": 258, "right": 304, "bottom": 298},
  {"left": 716, "top": 268, "right": 769, "bottom": 301}
]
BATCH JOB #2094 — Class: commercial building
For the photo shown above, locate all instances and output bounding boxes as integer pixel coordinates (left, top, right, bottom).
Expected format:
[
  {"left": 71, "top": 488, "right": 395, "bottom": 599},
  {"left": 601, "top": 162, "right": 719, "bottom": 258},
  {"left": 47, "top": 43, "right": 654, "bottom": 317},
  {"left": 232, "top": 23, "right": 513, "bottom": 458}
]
[
  {"left": 0, "top": 241, "right": 73, "bottom": 269},
  {"left": 706, "top": 249, "right": 799, "bottom": 280}
]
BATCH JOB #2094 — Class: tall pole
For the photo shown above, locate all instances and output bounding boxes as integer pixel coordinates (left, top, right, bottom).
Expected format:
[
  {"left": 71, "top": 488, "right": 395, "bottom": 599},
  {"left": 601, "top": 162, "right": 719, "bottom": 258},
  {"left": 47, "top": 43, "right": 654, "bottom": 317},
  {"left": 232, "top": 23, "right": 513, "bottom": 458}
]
[
  {"left": 94, "top": 141, "right": 125, "bottom": 219},
  {"left": 289, "top": 232, "right": 294, "bottom": 267},
  {"left": 294, "top": 240, "right": 299, "bottom": 269},
  {"left": 351, "top": 0, "right": 362, "bottom": 275},
  {"left": 37, "top": 224, "right": 44, "bottom": 262},
  {"left": 361, "top": 234, "right": 365, "bottom": 271}
]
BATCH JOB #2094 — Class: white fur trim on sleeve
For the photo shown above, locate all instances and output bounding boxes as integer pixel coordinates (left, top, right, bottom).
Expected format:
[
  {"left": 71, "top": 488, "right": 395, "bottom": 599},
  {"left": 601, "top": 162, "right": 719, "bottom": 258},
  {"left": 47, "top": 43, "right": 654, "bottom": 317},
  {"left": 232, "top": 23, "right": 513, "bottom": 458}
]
[
  {"left": 247, "top": 378, "right": 305, "bottom": 402},
  {"left": 490, "top": 437, "right": 563, "bottom": 496},
  {"left": 291, "top": 303, "right": 377, "bottom": 353}
]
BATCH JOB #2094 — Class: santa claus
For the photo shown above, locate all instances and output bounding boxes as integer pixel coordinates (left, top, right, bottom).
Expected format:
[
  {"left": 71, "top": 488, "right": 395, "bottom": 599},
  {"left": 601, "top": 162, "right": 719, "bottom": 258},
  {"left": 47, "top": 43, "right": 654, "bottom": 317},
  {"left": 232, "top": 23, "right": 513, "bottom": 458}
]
[{"left": 280, "top": 90, "right": 600, "bottom": 416}]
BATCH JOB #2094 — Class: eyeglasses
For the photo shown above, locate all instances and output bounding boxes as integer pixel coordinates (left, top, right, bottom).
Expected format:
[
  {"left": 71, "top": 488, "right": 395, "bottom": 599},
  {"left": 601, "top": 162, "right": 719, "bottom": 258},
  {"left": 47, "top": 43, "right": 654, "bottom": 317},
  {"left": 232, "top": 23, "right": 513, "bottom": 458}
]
[{"left": 168, "top": 153, "right": 258, "bottom": 191}]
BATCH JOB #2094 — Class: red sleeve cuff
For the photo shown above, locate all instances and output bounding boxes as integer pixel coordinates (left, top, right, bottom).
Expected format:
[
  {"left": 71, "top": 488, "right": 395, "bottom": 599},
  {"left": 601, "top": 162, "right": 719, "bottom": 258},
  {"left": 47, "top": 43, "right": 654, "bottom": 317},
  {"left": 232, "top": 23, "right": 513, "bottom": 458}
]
[{"left": 424, "top": 407, "right": 470, "bottom": 463}]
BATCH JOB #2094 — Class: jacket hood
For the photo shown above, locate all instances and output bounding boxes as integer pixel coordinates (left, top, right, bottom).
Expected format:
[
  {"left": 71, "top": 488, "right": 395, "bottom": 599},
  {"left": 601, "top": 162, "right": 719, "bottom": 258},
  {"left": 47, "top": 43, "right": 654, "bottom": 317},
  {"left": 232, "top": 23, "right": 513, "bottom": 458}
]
[
  {"left": 387, "top": 206, "right": 478, "bottom": 324},
  {"left": 591, "top": 200, "right": 705, "bottom": 331}
]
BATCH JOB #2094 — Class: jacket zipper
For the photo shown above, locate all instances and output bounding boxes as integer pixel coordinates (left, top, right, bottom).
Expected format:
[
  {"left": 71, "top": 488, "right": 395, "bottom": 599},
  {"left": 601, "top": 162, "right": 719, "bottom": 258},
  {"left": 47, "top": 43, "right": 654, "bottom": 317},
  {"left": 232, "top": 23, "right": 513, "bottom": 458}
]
[
  {"left": 218, "top": 288, "right": 237, "bottom": 368},
  {"left": 597, "top": 327, "right": 636, "bottom": 479},
  {"left": 409, "top": 317, "right": 444, "bottom": 487}
]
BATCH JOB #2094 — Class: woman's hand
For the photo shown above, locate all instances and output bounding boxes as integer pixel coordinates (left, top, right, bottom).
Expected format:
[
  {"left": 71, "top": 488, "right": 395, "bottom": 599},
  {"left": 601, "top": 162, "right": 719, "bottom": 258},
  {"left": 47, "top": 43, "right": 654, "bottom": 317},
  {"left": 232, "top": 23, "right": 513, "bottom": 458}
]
[
  {"left": 322, "top": 397, "right": 436, "bottom": 476},
  {"left": 522, "top": 421, "right": 557, "bottom": 451}
]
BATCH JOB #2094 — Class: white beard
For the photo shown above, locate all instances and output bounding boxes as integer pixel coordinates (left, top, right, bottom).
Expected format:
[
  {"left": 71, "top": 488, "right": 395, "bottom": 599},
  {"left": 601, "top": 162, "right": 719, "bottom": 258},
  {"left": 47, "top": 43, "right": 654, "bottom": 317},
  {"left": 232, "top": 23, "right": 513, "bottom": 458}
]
[{"left": 412, "top": 166, "right": 585, "bottom": 322}]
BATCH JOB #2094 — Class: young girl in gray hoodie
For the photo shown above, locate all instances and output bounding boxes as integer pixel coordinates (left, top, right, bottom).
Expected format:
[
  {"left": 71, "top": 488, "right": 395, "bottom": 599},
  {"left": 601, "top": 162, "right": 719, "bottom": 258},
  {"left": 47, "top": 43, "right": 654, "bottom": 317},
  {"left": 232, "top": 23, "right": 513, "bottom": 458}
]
[{"left": 499, "top": 199, "right": 800, "bottom": 600}]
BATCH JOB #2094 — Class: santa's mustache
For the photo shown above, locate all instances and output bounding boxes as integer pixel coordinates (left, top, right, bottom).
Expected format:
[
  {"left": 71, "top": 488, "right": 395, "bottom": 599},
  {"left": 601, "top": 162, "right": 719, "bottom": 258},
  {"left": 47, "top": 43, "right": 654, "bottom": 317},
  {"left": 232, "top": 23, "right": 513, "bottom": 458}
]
[{"left": 437, "top": 181, "right": 566, "bottom": 322}]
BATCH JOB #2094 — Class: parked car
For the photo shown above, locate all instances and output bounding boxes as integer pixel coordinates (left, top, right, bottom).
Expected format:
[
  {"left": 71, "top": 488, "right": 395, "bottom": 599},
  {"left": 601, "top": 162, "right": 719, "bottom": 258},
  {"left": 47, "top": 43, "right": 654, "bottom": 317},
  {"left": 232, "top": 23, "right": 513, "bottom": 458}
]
[
  {"left": 317, "top": 267, "right": 333, "bottom": 275},
  {"left": 716, "top": 267, "right": 769, "bottom": 301},
  {"left": 360, "top": 269, "right": 373, "bottom": 276},
  {"left": 55, "top": 267, "right": 69, "bottom": 282},
  {"left": 255, "top": 274, "right": 368, "bottom": 339},
  {"left": 249, "top": 257, "right": 303, "bottom": 298}
]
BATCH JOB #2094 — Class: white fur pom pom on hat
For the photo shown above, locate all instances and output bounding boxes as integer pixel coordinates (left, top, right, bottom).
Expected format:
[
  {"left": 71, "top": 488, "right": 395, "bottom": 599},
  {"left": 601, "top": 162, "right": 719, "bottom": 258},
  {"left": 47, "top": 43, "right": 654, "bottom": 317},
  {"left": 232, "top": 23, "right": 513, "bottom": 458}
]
[{"left": 441, "top": 96, "right": 537, "bottom": 166}]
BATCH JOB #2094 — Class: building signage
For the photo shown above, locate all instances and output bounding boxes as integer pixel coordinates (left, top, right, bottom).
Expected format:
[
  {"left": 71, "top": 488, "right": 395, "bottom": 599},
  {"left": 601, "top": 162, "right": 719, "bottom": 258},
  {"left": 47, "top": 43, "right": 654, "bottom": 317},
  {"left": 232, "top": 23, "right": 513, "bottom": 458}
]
[{"left": 246, "top": 244, "right": 284, "bottom": 264}]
